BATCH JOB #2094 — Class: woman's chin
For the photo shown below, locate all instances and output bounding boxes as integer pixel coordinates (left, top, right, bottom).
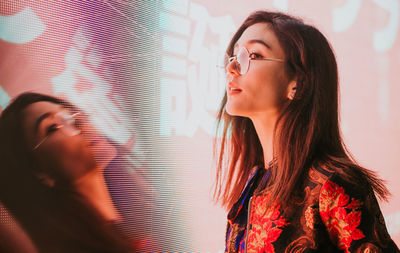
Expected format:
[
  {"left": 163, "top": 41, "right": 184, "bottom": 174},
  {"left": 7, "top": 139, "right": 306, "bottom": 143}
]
[{"left": 226, "top": 105, "right": 246, "bottom": 117}]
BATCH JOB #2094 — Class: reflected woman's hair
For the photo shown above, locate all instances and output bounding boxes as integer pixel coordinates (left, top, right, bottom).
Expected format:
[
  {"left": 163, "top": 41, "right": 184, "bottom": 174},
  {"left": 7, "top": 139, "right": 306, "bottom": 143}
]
[{"left": 0, "top": 92, "right": 134, "bottom": 253}]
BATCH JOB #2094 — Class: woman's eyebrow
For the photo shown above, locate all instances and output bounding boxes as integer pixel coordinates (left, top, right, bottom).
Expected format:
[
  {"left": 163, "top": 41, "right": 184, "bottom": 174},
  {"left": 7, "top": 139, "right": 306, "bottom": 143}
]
[
  {"left": 234, "top": 39, "right": 272, "bottom": 50},
  {"left": 246, "top": 39, "right": 272, "bottom": 49},
  {"left": 34, "top": 112, "right": 51, "bottom": 134}
]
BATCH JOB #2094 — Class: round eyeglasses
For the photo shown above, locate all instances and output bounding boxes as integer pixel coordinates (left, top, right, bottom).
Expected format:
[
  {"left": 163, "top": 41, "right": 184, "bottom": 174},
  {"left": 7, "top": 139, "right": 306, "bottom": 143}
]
[
  {"left": 227, "top": 47, "right": 284, "bottom": 75},
  {"left": 33, "top": 112, "right": 81, "bottom": 150}
]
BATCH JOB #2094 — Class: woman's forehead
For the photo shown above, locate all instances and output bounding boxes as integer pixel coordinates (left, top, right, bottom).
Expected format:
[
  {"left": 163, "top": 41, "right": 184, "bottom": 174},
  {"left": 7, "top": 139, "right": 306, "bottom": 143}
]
[
  {"left": 235, "top": 23, "right": 280, "bottom": 50},
  {"left": 24, "top": 101, "right": 63, "bottom": 118},
  {"left": 23, "top": 101, "right": 64, "bottom": 133}
]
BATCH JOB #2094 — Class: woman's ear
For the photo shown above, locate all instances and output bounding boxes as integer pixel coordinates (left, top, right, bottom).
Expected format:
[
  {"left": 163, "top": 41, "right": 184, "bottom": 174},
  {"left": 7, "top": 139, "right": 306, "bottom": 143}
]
[
  {"left": 287, "top": 79, "right": 297, "bottom": 100},
  {"left": 36, "top": 173, "right": 55, "bottom": 188}
]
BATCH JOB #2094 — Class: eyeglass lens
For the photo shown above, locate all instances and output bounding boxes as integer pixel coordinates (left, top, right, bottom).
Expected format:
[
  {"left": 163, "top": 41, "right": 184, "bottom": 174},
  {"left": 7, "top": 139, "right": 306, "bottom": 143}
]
[
  {"left": 33, "top": 112, "right": 81, "bottom": 150},
  {"left": 237, "top": 47, "right": 250, "bottom": 75},
  {"left": 55, "top": 112, "right": 81, "bottom": 136}
]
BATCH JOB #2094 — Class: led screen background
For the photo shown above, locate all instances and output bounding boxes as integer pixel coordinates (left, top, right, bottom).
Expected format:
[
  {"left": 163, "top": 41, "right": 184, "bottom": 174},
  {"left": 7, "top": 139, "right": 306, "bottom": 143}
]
[{"left": 0, "top": 0, "right": 399, "bottom": 252}]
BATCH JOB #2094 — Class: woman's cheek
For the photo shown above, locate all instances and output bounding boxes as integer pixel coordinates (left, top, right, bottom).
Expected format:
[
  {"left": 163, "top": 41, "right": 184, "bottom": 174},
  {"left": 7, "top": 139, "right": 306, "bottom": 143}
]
[
  {"left": 65, "top": 137, "right": 96, "bottom": 178},
  {"left": 42, "top": 136, "right": 95, "bottom": 182}
]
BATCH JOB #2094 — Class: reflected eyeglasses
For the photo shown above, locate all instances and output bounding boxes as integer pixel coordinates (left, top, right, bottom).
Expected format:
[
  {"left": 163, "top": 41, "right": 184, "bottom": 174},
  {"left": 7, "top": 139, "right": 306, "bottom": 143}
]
[
  {"left": 33, "top": 112, "right": 81, "bottom": 150},
  {"left": 227, "top": 47, "right": 284, "bottom": 75}
]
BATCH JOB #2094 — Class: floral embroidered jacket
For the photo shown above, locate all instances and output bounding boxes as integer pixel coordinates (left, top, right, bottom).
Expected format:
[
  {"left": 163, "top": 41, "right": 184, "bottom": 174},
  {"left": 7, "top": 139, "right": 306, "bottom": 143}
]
[{"left": 225, "top": 165, "right": 399, "bottom": 253}]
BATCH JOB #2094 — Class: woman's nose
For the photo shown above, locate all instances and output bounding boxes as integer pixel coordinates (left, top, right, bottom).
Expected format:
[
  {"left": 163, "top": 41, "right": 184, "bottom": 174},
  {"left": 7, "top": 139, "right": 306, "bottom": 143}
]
[
  {"left": 226, "top": 58, "right": 240, "bottom": 76},
  {"left": 60, "top": 124, "right": 81, "bottom": 136}
]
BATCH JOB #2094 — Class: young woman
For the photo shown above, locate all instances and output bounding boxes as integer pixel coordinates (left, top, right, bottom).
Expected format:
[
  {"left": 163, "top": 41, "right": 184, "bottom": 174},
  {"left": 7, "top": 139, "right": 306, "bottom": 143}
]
[
  {"left": 0, "top": 92, "right": 135, "bottom": 253},
  {"left": 215, "top": 11, "right": 399, "bottom": 252}
]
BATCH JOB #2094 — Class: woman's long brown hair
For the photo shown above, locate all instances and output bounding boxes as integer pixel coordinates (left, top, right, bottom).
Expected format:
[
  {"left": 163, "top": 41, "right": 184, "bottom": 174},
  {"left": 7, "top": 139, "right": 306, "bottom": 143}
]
[{"left": 214, "top": 11, "right": 389, "bottom": 210}]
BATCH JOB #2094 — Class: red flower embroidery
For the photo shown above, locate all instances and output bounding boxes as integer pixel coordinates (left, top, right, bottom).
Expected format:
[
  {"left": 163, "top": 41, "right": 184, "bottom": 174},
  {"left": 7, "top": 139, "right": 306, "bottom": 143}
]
[
  {"left": 246, "top": 194, "right": 289, "bottom": 252},
  {"left": 320, "top": 180, "right": 365, "bottom": 253}
]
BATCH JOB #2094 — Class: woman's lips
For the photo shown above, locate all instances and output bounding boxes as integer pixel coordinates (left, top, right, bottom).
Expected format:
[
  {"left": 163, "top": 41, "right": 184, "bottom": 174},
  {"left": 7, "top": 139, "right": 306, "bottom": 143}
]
[
  {"left": 89, "top": 139, "right": 102, "bottom": 147},
  {"left": 85, "top": 134, "right": 103, "bottom": 147},
  {"left": 227, "top": 82, "right": 242, "bottom": 95}
]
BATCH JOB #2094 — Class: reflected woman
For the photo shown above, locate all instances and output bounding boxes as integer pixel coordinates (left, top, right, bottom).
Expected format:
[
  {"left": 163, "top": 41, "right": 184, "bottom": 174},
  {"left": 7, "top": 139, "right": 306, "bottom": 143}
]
[
  {"left": 0, "top": 92, "right": 135, "bottom": 253},
  {"left": 215, "top": 11, "right": 399, "bottom": 252}
]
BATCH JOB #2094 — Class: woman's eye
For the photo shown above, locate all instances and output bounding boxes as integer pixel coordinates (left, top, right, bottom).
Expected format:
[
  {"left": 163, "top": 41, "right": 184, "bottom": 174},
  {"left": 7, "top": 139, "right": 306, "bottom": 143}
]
[
  {"left": 46, "top": 124, "right": 60, "bottom": 134},
  {"left": 249, "top": 52, "right": 262, "bottom": 59}
]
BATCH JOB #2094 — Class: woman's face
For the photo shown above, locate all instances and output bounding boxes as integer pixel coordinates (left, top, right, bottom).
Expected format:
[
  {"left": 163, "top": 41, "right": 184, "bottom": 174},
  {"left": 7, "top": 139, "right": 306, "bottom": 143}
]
[
  {"left": 225, "top": 23, "right": 295, "bottom": 119},
  {"left": 23, "top": 101, "right": 96, "bottom": 186}
]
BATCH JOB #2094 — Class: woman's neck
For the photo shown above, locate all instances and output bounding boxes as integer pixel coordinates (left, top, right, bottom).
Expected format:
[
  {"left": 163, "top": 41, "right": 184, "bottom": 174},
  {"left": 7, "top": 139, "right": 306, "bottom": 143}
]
[
  {"left": 250, "top": 112, "right": 279, "bottom": 168},
  {"left": 73, "top": 169, "right": 120, "bottom": 221}
]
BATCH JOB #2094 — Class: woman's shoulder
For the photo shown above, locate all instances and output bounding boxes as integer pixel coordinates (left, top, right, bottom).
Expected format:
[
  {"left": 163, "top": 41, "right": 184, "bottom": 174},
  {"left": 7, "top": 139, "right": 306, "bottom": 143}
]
[
  {"left": 307, "top": 162, "right": 370, "bottom": 191},
  {"left": 308, "top": 162, "right": 368, "bottom": 186},
  {"left": 306, "top": 163, "right": 398, "bottom": 252}
]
